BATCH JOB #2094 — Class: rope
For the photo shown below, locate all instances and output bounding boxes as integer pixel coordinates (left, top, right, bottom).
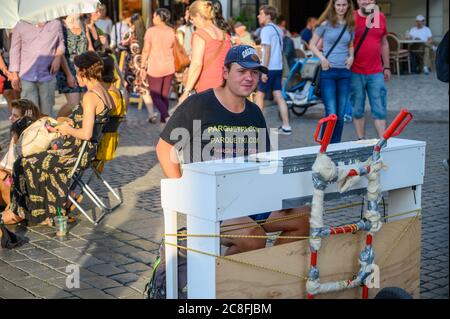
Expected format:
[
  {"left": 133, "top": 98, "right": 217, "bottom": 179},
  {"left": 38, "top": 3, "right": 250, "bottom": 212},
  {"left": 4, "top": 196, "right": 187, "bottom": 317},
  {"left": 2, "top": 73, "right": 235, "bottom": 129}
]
[
  {"left": 164, "top": 210, "right": 421, "bottom": 241},
  {"left": 162, "top": 210, "right": 421, "bottom": 284},
  {"left": 220, "top": 202, "right": 368, "bottom": 232},
  {"left": 165, "top": 242, "right": 310, "bottom": 281}
]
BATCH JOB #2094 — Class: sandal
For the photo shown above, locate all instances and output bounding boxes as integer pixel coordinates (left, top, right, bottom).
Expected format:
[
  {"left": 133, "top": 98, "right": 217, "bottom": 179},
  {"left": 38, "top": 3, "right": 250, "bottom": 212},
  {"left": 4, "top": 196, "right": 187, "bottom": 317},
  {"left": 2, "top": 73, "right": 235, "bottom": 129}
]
[
  {"left": 148, "top": 114, "right": 158, "bottom": 124},
  {"left": 1, "top": 209, "right": 24, "bottom": 225}
]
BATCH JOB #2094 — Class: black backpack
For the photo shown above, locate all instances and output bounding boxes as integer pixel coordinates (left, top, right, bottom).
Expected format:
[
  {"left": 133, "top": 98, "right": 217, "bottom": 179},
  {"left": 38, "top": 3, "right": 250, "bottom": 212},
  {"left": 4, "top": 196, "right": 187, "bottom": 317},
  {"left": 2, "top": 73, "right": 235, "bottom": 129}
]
[
  {"left": 436, "top": 31, "right": 449, "bottom": 83},
  {"left": 145, "top": 227, "right": 188, "bottom": 299}
]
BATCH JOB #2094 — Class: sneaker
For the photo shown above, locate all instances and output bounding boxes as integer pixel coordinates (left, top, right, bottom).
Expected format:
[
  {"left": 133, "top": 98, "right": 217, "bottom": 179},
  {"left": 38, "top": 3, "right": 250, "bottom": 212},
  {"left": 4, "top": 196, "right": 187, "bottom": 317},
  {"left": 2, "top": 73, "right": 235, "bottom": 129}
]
[
  {"left": 275, "top": 126, "right": 292, "bottom": 135},
  {"left": 423, "top": 66, "right": 430, "bottom": 75},
  {"left": 344, "top": 114, "right": 353, "bottom": 123}
]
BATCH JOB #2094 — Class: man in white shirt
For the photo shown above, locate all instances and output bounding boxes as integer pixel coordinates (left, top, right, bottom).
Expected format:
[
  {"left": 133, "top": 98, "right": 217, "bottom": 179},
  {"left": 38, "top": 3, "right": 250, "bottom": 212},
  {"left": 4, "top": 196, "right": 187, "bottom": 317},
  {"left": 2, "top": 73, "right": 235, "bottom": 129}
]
[
  {"left": 110, "top": 10, "right": 132, "bottom": 49},
  {"left": 255, "top": 5, "right": 292, "bottom": 135},
  {"left": 409, "top": 15, "right": 434, "bottom": 75},
  {"left": 95, "top": 4, "right": 113, "bottom": 35}
]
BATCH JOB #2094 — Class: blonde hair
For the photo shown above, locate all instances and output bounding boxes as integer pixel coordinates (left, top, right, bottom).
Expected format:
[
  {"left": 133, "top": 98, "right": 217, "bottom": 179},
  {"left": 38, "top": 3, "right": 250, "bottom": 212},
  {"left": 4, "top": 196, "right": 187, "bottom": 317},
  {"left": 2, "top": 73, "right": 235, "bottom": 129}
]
[
  {"left": 189, "top": 0, "right": 215, "bottom": 21},
  {"left": 317, "top": 0, "right": 356, "bottom": 31}
]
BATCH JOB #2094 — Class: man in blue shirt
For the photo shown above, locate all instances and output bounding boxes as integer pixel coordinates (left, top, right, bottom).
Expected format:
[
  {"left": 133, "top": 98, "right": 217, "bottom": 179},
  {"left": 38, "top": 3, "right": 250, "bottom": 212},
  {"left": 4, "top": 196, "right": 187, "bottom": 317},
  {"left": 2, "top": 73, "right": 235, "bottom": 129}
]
[{"left": 300, "top": 17, "right": 317, "bottom": 48}]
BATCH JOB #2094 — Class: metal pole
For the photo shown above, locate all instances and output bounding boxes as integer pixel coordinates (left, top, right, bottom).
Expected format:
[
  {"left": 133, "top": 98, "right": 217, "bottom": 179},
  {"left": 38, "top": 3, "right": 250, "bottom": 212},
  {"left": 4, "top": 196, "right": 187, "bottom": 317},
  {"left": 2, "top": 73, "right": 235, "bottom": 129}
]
[{"left": 426, "top": 0, "right": 430, "bottom": 27}]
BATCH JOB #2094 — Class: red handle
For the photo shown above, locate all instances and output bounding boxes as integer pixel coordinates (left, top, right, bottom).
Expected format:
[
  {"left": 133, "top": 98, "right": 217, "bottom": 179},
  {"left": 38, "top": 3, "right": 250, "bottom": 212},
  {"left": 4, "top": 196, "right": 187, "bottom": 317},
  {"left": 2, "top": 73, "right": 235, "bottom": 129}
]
[
  {"left": 314, "top": 115, "right": 338, "bottom": 153},
  {"left": 383, "top": 108, "right": 413, "bottom": 140}
]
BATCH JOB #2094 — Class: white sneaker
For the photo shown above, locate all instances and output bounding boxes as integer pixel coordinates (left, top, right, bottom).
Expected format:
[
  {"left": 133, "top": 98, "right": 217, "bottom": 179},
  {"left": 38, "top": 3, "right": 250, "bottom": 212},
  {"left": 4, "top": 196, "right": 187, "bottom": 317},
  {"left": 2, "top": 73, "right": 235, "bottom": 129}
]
[
  {"left": 274, "top": 126, "right": 292, "bottom": 135},
  {"left": 423, "top": 67, "right": 430, "bottom": 75}
]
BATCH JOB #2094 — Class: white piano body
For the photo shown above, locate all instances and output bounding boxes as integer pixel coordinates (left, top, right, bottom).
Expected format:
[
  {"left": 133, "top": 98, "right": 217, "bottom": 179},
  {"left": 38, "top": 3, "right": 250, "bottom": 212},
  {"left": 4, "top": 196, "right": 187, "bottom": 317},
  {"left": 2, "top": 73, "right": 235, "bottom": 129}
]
[{"left": 161, "top": 138, "right": 426, "bottom": 299}]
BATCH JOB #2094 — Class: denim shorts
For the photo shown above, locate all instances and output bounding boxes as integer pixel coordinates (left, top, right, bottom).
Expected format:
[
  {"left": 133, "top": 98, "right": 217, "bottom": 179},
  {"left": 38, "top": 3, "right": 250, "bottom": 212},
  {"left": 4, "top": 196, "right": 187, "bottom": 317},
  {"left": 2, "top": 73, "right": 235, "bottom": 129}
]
[
  {"left": 350, "top": 72, "right": 387, "bottom": 120},
  {"left": 258, "top": 70, "right": 283, "bottom": 93},
  {"left": 250, "top": 212, "right": 272, "bottom": 222}
]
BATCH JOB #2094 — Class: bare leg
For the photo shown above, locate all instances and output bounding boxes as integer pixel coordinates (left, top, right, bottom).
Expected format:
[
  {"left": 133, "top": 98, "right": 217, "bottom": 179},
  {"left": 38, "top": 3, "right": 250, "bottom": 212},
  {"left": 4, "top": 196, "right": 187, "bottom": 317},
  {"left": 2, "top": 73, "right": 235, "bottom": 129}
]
[
  {"left": 353, "top": 117, "right": 366, "bottom": 139},
  {"left": 57, "top": 93, "right": 81, "bottom": 117},
  {"left": 374, "top": 119, "right": 386, "bottom": 139},
  {"left": 255, "top": 91, "right": 266, "bottom": 112},
  {"left": 262, "top": 206, "right": 311, "bottom": 246},
  {"left": 221, "top": 217, "right": 266, "bottom": 256},
  {"left": 142, "top": 94, "right": 157, "bottom": 121},
  {"left": 2, "top": 89, "right": 20, "bottom": 110},
  {"left": 273, "top": 90, "right": 290, "bottom": 128}
]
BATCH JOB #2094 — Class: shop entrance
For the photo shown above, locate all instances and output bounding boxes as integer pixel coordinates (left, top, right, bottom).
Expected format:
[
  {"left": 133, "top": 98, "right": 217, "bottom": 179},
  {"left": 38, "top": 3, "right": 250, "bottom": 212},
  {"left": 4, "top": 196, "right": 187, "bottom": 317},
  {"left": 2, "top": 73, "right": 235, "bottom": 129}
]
[{"left": 289, "top": 0, "right": 328, "bottom": 33}]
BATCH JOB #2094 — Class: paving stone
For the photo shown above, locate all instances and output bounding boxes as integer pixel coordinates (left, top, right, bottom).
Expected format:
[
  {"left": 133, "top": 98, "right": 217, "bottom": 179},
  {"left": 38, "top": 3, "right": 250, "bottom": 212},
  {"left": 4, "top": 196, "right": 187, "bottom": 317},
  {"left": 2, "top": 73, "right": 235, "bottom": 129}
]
[
  {"left": 32, "top": 239, "right": 67, "bottom": 250},
  {"left": 127, "top": 239, "right": 160, "bottom": 251},
  {"left": 71, "top": 288, "right": 116, "bottom": 299},
  {"left": 14, "top": 277, "right": 49, "bottom": 289},
  {"left": 30, "top": 268, "right": 66, "bottom": 280},
  {"left": 19, "top": 247, "right": 57, "bottom": 260},
  {"left": 24, "top": 232, "right": 49, "bottom": 243},
  {"left": 63, "top": 239, "right": 89, "bottom": 249},
  {"left": 109, "top": 273, "right": 140, "bottom": 285},
  {"left": 128, "top": 251, "right": 157, "bottom": 264},
  {"left": 93, "top": 238, "right": 127, "bottom": 248},
  {"left": 47, "top": 277, "right": 93, "bottom": 291},
  {"left": 0, "top": 264, "right": 30, "bottom": 281},
  {"left": 126, "top": 277, "right": 149, "bottom": 293},
  {"left": 40, "top": 258, "right": 72, "bottom": 270},
  {"left": 122, "top": 262, "right": 151, "bottom": 273},
  {"left": 94, "top": 252, "right": 135, "bottom": 266},
  {"left": 104, "top": 286, "right": 139, "bottom": 298},
  {"left": 88, "top": 263, "right": 125, "bottom": 277},
  {"left": 0, "top": 277, "right": 38, "bottom": 299},
  {"left": 112, "top": 244, "right": 143, "bottom": 256},
  {"left": 72, "top": 254, "right": 105, "bottom": 268},
  {"left": 80, "top": 276, "right": 122, "bottom": 290},
  {"left": 0, "top": 249, "right": 29, "bottom": 262},
  {"left": 9, "top": 260, "right": 51, "bottom": 274},
  {"left": 112, "top": 232, "right": 140, "bottom": 242}
]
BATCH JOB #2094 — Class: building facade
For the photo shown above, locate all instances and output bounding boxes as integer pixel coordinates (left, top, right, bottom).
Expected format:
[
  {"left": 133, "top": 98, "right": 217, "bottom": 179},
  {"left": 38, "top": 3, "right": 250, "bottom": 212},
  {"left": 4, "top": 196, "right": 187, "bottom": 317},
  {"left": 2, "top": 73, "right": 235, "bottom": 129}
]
[{"left": 103, "top": 0, "right": 448, "bottom": 41}]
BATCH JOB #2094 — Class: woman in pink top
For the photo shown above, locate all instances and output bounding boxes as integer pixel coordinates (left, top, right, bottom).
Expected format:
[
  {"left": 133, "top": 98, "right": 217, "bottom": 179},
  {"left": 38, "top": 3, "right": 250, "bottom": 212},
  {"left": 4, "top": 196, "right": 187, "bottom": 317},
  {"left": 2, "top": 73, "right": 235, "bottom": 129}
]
[
  {"left": 178, "top": 0, "right": 232, "bottom": 104},
  {"left": 140, "top": 9, "right": 175, "bottom": 124}
]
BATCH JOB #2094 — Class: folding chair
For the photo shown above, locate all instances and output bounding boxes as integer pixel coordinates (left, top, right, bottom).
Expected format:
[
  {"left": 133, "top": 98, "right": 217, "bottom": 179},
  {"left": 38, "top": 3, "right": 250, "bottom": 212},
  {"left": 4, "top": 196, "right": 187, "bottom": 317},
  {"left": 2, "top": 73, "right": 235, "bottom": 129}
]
[
  {"left": 67, "top": 116, "right": 112, "bottom": 226},
  {"left": 80, "top": 114, "right": 125, "bottom": 221}
]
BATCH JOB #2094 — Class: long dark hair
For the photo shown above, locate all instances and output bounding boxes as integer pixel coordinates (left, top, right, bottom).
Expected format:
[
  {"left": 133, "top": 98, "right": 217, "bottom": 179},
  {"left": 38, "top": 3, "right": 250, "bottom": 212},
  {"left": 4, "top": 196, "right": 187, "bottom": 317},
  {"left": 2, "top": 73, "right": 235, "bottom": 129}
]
[
  {"left": 211, "top": 1, "right": 232, "bottom": 35},
  {"left": 155, "top": 8, "right": 171, "bottom": 25}
]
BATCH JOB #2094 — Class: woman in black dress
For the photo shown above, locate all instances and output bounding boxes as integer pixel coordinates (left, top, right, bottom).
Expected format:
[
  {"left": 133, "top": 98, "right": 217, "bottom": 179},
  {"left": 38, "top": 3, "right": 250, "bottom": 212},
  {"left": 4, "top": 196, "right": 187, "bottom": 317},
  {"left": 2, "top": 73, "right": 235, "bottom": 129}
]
[{"left": 6, "top": 51, "right": 116, "bottom": 226}]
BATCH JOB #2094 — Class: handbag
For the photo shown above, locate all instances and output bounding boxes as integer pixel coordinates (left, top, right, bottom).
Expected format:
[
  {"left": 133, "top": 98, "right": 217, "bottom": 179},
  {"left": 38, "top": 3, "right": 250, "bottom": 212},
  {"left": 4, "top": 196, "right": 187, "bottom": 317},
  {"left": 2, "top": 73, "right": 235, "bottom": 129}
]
[
  {"left": 173, "top": 36, "right": 190, "bottom": 73},
  {"left": 16, "top": 117, "right": 60, "bottom": 157},
  {"left": 313, "top": 24, "right": 348, "bottom": 98}
]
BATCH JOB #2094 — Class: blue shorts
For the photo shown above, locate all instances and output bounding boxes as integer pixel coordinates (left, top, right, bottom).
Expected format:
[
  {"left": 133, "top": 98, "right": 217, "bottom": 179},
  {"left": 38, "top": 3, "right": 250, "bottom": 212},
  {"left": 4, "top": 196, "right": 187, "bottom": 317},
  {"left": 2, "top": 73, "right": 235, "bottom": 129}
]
[
  {"left": 258, "top": 70, "right": 283, "bottom": 93},
  {"left": 250, "top": 212, "right": 272, "bottom": 222},
  {"left": 350, "top": 72, "right": 387, "bottom": 120}
]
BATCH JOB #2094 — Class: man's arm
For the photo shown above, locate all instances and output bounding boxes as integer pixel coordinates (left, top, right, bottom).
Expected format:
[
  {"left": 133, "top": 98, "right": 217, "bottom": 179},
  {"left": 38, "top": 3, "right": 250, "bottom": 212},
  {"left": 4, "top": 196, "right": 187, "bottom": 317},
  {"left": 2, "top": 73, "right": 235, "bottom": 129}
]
[
  {"left": 9, "top": 26, "right": 21, "bottom": 91},
  {"left": 50, "top": 21, "right": 65, "bottom": 74},
  {"left": 381, "top": 35, "right": 391, "bottom": 81},
  {"left": 156, "top": 139, "right": 182, "bottom": 179}
]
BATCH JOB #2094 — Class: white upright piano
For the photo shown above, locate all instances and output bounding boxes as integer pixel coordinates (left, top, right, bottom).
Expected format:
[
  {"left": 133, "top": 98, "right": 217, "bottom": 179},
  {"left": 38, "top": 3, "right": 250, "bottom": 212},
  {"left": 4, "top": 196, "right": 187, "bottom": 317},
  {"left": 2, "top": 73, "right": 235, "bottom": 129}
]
[{"left": 161, "top": 138, "right": 426, "bottom": 299}]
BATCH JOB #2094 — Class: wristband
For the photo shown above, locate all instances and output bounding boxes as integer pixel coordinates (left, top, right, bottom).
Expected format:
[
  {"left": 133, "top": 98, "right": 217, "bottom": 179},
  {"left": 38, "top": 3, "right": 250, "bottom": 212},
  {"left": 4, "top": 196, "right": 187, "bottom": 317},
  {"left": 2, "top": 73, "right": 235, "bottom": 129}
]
[{"left": 384, "top": 67, "right": 391, "bottom": 70}]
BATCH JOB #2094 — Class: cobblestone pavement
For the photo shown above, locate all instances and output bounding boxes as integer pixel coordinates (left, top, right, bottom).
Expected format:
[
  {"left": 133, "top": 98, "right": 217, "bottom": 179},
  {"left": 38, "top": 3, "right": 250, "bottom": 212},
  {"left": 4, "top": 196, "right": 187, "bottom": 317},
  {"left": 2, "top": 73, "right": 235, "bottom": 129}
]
[{"left": 0, "top": 73, "right": 448, "bottom": 299}]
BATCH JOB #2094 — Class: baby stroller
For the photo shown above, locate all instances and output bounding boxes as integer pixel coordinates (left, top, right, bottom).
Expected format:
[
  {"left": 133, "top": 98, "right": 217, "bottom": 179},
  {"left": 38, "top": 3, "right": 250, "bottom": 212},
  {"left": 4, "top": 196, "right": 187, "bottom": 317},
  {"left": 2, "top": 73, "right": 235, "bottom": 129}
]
[{"left": 282, "top": 56, "right": 322, "bottom": 116}]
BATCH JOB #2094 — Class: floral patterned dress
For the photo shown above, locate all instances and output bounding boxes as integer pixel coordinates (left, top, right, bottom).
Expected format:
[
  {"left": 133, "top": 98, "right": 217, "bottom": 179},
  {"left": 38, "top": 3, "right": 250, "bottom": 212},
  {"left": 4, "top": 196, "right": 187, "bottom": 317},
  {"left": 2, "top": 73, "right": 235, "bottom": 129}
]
[
  {"left": 10, "top": 101, "right": 110, "bottom": 224},
  {"left": 57, "top": 25, "right": 88, "bottom": 94}
]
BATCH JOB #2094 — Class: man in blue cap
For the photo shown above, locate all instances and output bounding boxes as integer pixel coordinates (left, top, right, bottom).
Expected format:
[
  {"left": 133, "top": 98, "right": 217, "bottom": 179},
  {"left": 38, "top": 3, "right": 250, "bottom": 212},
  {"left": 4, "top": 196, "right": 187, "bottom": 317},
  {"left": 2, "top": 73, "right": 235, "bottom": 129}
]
[{"left": 156, "top": 45, "right": 310, "bottom": 255}]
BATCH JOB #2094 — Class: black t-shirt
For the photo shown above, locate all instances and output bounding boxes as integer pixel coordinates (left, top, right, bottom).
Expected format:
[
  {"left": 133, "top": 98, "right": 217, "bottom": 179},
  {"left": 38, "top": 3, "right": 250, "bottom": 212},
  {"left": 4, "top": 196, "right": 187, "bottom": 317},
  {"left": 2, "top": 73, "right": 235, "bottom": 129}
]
[{"left": 160, "top": 89, "right": 271, "bottom": 164}]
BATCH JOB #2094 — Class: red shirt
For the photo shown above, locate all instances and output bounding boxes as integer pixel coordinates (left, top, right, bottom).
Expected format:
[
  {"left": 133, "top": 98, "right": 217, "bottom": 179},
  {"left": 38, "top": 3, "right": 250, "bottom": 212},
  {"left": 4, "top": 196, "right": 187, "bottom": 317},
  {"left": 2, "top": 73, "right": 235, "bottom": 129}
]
[{"left": 352, "top": 11, "right": 388, "bottom": 75}]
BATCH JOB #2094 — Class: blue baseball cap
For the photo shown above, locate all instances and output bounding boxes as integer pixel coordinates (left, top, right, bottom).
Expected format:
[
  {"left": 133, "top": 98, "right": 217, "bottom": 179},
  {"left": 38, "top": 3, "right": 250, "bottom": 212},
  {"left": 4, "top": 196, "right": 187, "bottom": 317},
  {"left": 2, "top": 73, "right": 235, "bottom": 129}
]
[{"left": 224, "top": 45, "right": 268, "bottom": 74}]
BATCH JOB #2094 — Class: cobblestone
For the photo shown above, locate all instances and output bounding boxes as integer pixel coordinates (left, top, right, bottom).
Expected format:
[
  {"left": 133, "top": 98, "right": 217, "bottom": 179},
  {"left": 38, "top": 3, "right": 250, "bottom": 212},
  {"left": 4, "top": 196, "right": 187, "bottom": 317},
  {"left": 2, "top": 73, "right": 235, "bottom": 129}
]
[{"left": 0, "top": 73, "right": 448, "bottom": 299}]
